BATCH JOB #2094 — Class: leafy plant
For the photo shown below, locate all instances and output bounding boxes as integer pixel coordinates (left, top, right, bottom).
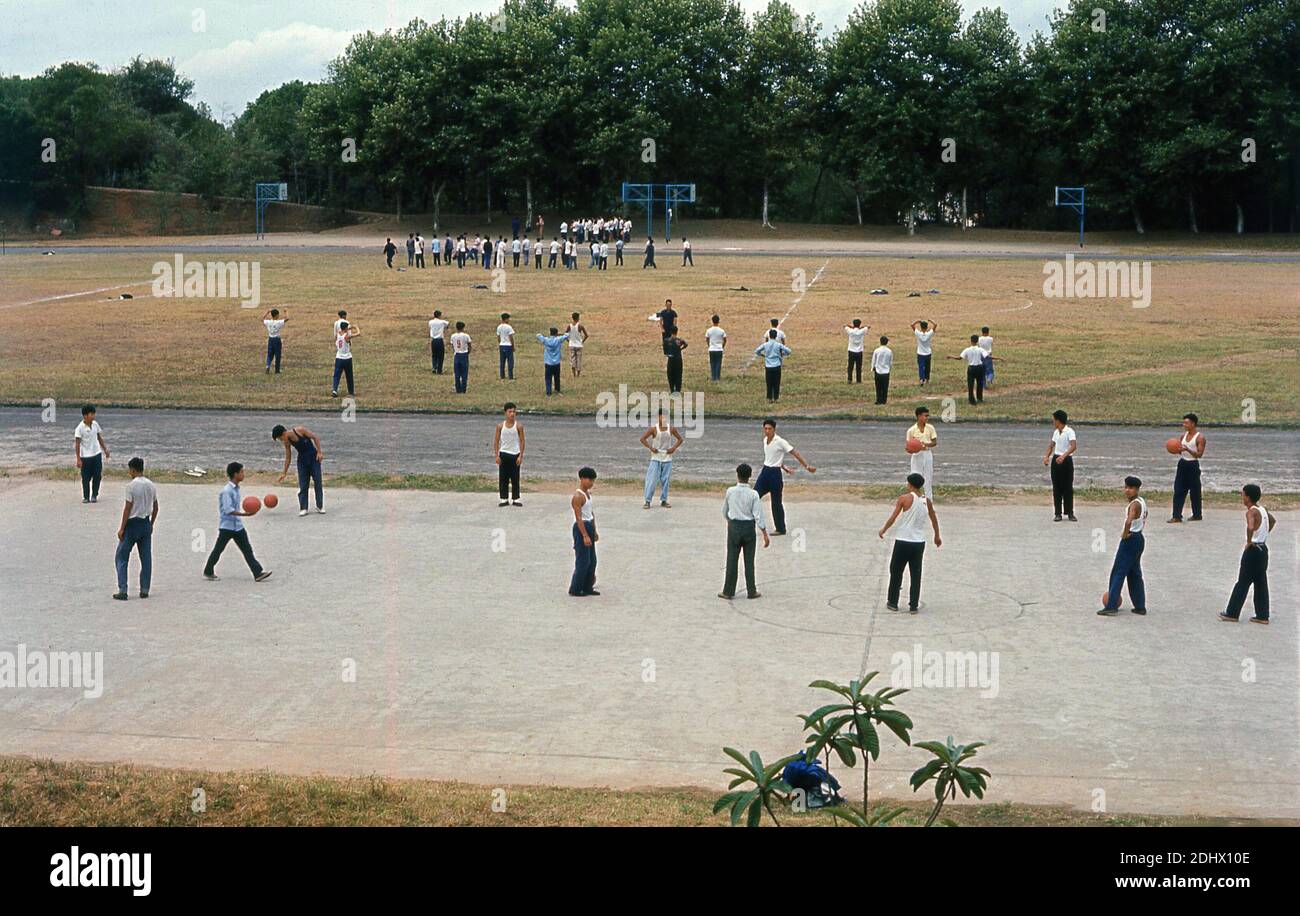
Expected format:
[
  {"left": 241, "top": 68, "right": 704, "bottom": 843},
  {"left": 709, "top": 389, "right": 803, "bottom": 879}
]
[
  {"left": 713, "top": 748, "right": 798, "bottom": 827},
  {"left": 802, "top": 674, "right": 913, "bottom": 818},
  {"left": 909, "top": 737, "right": 990, "bottom": 827}
]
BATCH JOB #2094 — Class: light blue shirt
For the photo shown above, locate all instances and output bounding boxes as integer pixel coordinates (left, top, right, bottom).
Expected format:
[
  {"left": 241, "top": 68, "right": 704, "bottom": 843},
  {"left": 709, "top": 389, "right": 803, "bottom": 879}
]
[
  {"left": 754, "top": 339, "right": 791, "bottom": 368},
  {"left": 537, "top": 333, "right": 568, "bottom": 365},
  {"left": 723, "top": 484, "right": 767, "bottom": 530},
  {"left": 219, "top": 482, "right": 243, "bottom": 532}
]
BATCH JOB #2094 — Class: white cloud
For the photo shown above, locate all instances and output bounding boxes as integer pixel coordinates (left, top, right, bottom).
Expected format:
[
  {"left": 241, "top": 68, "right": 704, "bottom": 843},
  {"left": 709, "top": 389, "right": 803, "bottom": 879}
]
[{"left": 179, "top": 23, "right": 361, "bottom": 119}]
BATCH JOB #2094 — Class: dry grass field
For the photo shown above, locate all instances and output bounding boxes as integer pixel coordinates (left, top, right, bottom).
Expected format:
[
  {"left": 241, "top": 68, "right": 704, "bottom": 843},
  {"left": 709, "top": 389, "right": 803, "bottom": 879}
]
[{"left": 2, "top": 247, "right": 1297, "bottom": 424}]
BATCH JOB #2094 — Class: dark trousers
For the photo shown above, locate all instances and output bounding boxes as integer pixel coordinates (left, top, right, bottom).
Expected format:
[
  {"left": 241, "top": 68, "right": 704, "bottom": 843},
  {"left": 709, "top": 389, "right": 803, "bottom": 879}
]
[
  {"left": 548, "top": 253, "right": 557, "bottom": 268},
  {"left": 453, "top": 353, "right": 469, "bottom": 393},
  {"left": 499, "top": 345, "right": 515, "bottom": 379},
  {"left": 569, "top": 520, "right": 597, "bottom": 595},
  {"left": 115, "top": 517, "right": 152, "bottom": 593},
  {"left": 709, "top": 350, "right": 723, "bottom": 381},
  {"left": 431, "top": 338, "right": 445, "bottom": 373},
  {"left": 266, "top": 337, "right": 282, "bottom": 372},
  {"left": 966, "top": 364, "right": 984, "bottom": 405},
  {"left": 416, "top": 252, "right": 425, "bottom": 268},
  {"left": 332, "top": 358, "right": 355, "bottom": 395},
  {"left": 644, "top": 254, "right": 656, "bottom": 268},
  {"left": 917, "top": 353, "right": 932, "bottom": 382},
  {"left": 203, "top": 528, "right": 264, "bottom": 578},
  {"left": 513, "top": 253, "right": 520, "bottom": 267},
  {"left": 666, "top": 357, "right": 683, "bottom": 393},
  {"left": 874, "top": 371, "right": 890, "bottom": 404},
  {"left": 1103, "top": 531, "right": 1146, "bottom": 610},
  {"left": 1172, "top": 459, "right": 1202, "bottom": 519},
  {"left": 1224, "top": 545, "right": 1269, "bottom": 620},
  {"left": 80, "top": 453, "right": 103, "bottom": 500},
  {"left": 498, "top": 452, "right": 521, "bottom": 500},
  {"left": 754, "top": 465, "right": 786, "bottom": 534},
  {"left": 297, "top": 457, "right": 323, "bottom": 510},
  {"left": 723, "top": 519, "right": 758, "bottom": 597},
  {"left": 616, "top": 250, "right": 624, "bottom": 265},
  {"left": 1050, "top": 455, "right": 1074, "bottom": 516},
  {"left": 887, "top": 540, "right": 925, "bottom": 609},
  {"left": 683, "top": 250, "right": 693, "bottom": 265},
  {"left": 386, "top": 252, "right": 394, "bottom": 268},
  {"left": 848, "top": 351, "right": 863, "bottom": 383},
  {"left": 407, "top": 248, "right": 414, "bottom": 265},
  {"left": 544, "top": 362, "right": 561, "bottom": 395},
  {"left": 535, "top": 253, "right": 543, "bottom": 269},
  {"left": 432, "top": 252, "right": 441, "bottom": 266},
  {"left": 764, "top": 366, "right": 782, "bottom": 400}
]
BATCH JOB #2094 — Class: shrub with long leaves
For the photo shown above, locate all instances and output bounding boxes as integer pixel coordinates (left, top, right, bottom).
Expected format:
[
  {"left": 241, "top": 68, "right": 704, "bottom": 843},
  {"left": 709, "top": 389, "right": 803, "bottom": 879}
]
[
  {"left": 713, "top": 748, "right": 798, "bottom": 827},
  {"left": 909, "top": 737, "right": 990, "bottom": 826}
]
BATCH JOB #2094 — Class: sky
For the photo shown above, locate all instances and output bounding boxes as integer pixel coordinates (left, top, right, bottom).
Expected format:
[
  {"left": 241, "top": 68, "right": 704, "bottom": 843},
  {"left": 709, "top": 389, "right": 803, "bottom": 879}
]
[{"left": 0, "top": 1, "right": 1066, "bottom": 119}]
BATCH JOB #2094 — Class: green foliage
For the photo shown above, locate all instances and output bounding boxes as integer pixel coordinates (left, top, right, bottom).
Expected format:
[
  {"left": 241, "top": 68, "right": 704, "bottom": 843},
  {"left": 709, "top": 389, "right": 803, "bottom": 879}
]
[
  {"left": 713, "top": 747, "right": 798, "bottom": 826},
  {"left": 910, "top": 736, "right": 990, "bottom": 826}
]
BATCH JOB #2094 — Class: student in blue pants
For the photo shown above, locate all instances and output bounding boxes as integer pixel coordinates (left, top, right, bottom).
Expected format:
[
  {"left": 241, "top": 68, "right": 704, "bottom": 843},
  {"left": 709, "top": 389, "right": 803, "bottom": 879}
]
[
  {"left": 273, "top": 423, "right": 326, "bottom": 516},
  {"left": 113, "top": 457, "right": 159, "bottom": 600},
  {"left": 569, "top": 467, "right": 600, "bottom": 597},
  {"left": 1098, "top": 477, "right": 1148, "bottom": 616},
  {"left": 754, "top": 419, "right": 816, "bottom": 536}
]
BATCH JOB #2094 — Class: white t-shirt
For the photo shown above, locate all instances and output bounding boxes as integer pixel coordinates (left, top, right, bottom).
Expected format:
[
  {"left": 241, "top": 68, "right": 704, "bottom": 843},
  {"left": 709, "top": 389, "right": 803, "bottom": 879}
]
[
  {"left": 550, "top": 241, "right": 559, "bottom": 254},
  {"left": 560, "top": 222, "right": 568, "bottom": 233},
  {"left": 566, "top": 324, "right": 585, "bottom": 349},
  {"left": 335, "top": 332, "right": 353, "bottom": 359},
  {"left": 429, "top": 318, "right": 449, "bottom": 340},
  {"left": 978, "top": 335, "right": 993, "bottom": 355},
  {"left": 264, "top": 319, "right": 286, "bottom": 338},
  {"left": 762, "top": 434, "right": 794, "bottom": 468},
  {"left": 450, "top": 332, "right": 472, "bottom": 354},
  {"left": 75, "top": 420, "right": 103, "bottom": 458},
  {"left": 1052, "top": 426, "right": 1076, "bottom": 456},
  {"left": 871, "top": 346, "right": 893, "bottom": 374},
  {"left": 496, "top": 323, "right": 515, "bottom": 346},
  {"left": 845, "top": 327, "right": 867, "bottom": 352},
  {"left": 416, "top": 237, "right": 424, "bottom": 252},
  {"left": 960, "top": 345, "right": 985, "bottom": 366},
  {"left": 512, "top": 239, "right": 521, "bottom": 253},
  {"left": 333, "top": 318, "right": 348, "bottom": 335},
  {"left": 914, "top": 329, "right": 934, "bottom": 356},
  {"left": 706, "top": 326, "right": 727, "bottom": 351},
  {"left": 124, "top": 476, "right": 157, "bottom": 519}
]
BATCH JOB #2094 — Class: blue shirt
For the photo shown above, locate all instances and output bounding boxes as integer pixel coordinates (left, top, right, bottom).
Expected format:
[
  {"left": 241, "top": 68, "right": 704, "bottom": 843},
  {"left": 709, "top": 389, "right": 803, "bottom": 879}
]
[
  {"left": 219, "top": 482, "right": 243, "bottom": 532},
  {"left": 537, "top": 333, "right": 568, "bottom": 365},
  {"left": 755, "top": 340, "right": 791, "bottom": 368}
]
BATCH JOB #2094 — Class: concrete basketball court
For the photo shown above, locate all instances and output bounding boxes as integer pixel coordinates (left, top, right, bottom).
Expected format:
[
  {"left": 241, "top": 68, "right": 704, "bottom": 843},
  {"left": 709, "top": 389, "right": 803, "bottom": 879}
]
[{"left": 1, "top": 476, "right": 1296, "bottom": 818}]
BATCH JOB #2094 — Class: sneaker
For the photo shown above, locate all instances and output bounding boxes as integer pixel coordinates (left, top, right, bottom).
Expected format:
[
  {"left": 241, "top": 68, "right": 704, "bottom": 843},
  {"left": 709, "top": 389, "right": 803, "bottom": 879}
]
[
  {"left": 1217, "top": 613, "right": 1238, "bottom": 622},
  {"left": 587, "top": 590, "right": 601, "bottom": 596},
  {"left": 643, "top": 502, "right": 651, "bottom": 509},
  {"left": 82, "top": 498, "right": 89, "bottom": 504},
  {"left": 718, "top": 592, "right": 735, "bottom": 600},
  {"left": 1053, "top": 515, "right": 1062, "bottom": 522},
  {"left": 886, "top": 603, "right": 900, "bottom": 612},
  {"left": 1067, "top": 515, "right": 1078, "bottom": 522},
  {"left": 330, "top": 390, "right": 338, "bottom": 397},
  {"left": 90, "top": 497, "right": 97, "bottom": 503},
  {"left": 254, "top": 571, "right": 273, "bottom": 582},
  {"left": 499, "top": 501, "right": 510, "bottom": 507},
  {"left": 204, "top": 574, "right": 220, "bottom": 581},
  {"left": 1096, "top": 607, "right": 1119, "bottom": 616},
  {"left": 512, "top": 501, "right": 523, "bottom": 507},
  {"left": 299, "top": 509, "right": 309, "bottom": 517},
  {"left": 909, "top": 607, "right": 919, "bottom": 615},
  {"left": 660, "top": 501, "right": 671, "bottom": 508},
  {"left": 316, "top": 508, "right": 326, "bottom": 514},
  {"left": 1130, "top": 607, "right": 1147, "bottom": 616},
  {"left": 112, "top": 592, "right": 128, "bottom": 601},
  {"left": 1166, "top": 518, "right": 1182, "bottom": 524},
  {"left": 747, "top": 592, "right": 761, "bottom": 599},
  {"left": 1189, "top": 516, "right": 1203, "bottom": 522},
  {"left": 1250, "top": 617, "right": 1270, "bottom": 625},
  {"left": 139, "top": 591, "right": 149, "bottom": 599},
  {"left": 265, "top": 367, "right": 271, "bottom": 374}
]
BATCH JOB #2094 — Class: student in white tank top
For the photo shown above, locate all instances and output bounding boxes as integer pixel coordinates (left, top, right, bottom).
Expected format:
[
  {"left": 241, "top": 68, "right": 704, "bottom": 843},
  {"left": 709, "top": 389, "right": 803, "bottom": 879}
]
[
  {"left": 569, "top": 467, "right": 599, "bottom": 597},
  {"left": 1220, "top": 484, "right": 1276, "bottom": 623},
  {"left": 494, "top": 403, "right": 525, "bottom": 506},
  {"left": 1169, "top": 413, "right": 1206, "bottom": 522},
  {"left": 878, "top": 472, "right": 942, "bottom": 614},
  {"left": 640, "top": 411, "right": 683, "bottom": 508},
  {"left": 1098, "top": 476, "right": 1148, "bottom": 616}
]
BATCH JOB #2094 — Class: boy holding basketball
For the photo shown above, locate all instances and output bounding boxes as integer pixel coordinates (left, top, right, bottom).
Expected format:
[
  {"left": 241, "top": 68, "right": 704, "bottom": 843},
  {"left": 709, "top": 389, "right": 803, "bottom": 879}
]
[
  {"left": 906, "top": 407, "right": 937, "bottom": 498},
  {"left": 203, "top": 462, "right": 272, "bottom": 582}
]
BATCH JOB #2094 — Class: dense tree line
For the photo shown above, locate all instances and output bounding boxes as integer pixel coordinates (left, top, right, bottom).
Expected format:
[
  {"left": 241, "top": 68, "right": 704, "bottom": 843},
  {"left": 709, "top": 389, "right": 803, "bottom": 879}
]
[{"left": 3, "top": 0, "right": 1297, "bottom": 233}]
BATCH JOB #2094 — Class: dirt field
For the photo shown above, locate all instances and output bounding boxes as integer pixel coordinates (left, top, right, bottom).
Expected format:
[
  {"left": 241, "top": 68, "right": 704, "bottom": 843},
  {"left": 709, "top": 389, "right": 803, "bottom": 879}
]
[{"left": 1, "top": 248, "right": 1296, "bottom": 424}]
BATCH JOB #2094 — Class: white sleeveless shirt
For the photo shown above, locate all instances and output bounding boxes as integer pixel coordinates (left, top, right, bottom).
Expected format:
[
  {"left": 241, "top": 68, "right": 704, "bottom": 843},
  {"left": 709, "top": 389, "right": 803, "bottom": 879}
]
[
  {"left": 895, "top": 493, "right": 930, "bottom": 543},
  {"left": 498, "top": 421, "right": 520, "bottom": 455},
  {"left": 1177, "top": 430, "right": 1200, "bottom": 461},
  {"left": 649, "top": 425, "right": 674, "bottom": 461},
  {"left": 1129, "top": 496, "right": 1148, "bottom": 533},
  {"left": 576, "top": 489, "right": 594, "bottom": 521},
  {"left": 1252, "top": 505, "right": 1270, "bottom": 544}
]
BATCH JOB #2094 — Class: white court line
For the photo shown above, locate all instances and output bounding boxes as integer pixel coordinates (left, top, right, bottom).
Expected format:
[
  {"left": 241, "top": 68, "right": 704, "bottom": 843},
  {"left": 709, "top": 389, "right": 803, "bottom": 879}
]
[
  {"left": 741, "top": 259, "right": 831, "bottom": 373},
  {"left": 1, "top": 281, "right": 154, "bottom": 311}
]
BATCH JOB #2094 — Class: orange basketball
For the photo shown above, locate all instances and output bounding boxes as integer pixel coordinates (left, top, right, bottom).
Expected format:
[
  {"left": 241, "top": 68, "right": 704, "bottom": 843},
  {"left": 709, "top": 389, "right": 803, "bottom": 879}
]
[
  {"left": 263, "top": 493, "right": 279, "bottom": 509},
  {"left": 1102, "top": 591, "right": 1116, "bottom": 609},
  {"left": 242, "top": 495, "right": 262, "bottom": 515},
  {"left": 1165, "top": 437, "right": 1182, "bottom": 455},
  {"left": 905, "top": 438, "right": 925, "bottom": 454}
]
